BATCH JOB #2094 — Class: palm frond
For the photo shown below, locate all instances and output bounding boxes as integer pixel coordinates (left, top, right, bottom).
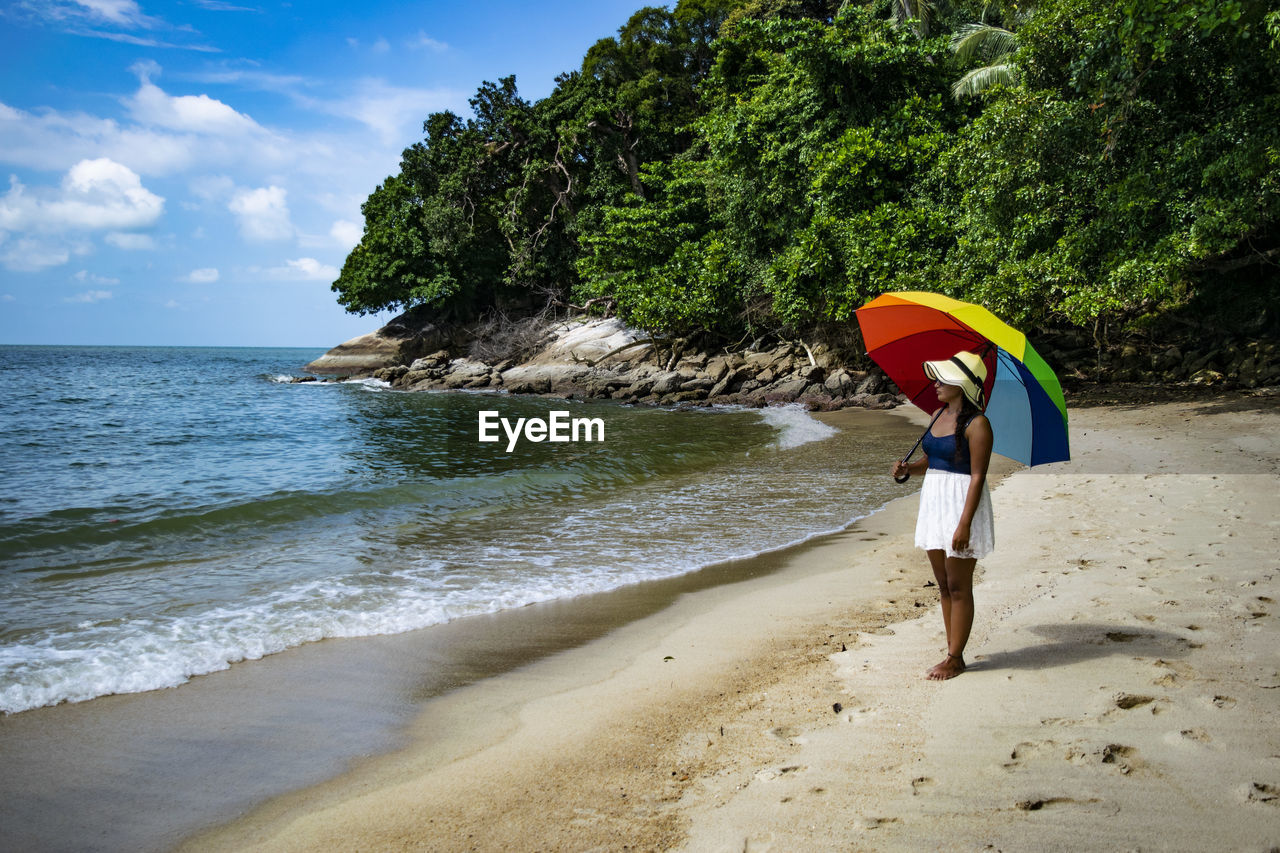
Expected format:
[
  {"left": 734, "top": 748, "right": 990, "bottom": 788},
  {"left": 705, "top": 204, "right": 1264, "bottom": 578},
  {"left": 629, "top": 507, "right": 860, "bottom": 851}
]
[
  {"left": 889, "top": 0, "right": 937, "bottom": 38},
  {"left": 950, "top": 23, "right": 1017, "bottom": 62},
  {"left": 951, "top": 63, "right": 1019, "bottom": 99}
]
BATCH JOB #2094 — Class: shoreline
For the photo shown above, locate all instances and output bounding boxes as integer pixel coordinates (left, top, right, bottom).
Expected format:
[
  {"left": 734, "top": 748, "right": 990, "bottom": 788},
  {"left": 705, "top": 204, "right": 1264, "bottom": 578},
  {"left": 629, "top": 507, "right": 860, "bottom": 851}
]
[
  {"left": 182, "top": 392, "right": 1280, "bottom": 851},
  {"left": 0, "top": 406, "right": 924, "bottom": 853}
]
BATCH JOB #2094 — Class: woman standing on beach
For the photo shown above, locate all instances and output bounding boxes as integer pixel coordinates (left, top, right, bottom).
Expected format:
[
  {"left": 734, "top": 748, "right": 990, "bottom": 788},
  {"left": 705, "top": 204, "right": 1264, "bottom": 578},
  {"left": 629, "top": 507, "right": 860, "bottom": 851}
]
[{"left": 890, "top": 351, "right": 994, "bottom": 680}]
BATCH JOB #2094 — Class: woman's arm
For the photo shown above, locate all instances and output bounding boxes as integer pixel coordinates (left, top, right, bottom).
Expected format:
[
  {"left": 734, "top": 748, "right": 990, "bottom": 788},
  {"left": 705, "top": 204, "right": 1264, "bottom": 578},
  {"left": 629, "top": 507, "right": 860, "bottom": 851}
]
[
  {"left": 953, "top": 415, "right": 993, "bottom": 552},
  {"left": 891, "top": 454, "right": 930, "bottom": 480}
]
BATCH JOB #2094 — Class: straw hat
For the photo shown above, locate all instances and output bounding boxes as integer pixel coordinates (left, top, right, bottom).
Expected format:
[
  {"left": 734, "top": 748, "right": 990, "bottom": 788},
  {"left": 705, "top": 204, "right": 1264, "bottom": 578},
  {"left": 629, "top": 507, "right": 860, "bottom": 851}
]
[{"left": 923, "top": 350, "right": 987, "bottom": 409}]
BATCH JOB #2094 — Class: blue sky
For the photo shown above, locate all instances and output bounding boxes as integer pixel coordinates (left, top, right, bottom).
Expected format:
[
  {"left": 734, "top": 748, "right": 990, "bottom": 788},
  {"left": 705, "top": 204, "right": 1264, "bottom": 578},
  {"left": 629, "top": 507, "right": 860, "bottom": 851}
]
[{"left": 0, "top": 0, "right": 646, "bottom": 346}]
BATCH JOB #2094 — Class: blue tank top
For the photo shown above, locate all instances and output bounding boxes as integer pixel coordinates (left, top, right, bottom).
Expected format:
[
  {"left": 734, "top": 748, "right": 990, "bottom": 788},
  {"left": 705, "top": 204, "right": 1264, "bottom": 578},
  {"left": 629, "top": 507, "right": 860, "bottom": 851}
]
[{"left": 922, "top": 427, "right": 971, "bottom": 475}]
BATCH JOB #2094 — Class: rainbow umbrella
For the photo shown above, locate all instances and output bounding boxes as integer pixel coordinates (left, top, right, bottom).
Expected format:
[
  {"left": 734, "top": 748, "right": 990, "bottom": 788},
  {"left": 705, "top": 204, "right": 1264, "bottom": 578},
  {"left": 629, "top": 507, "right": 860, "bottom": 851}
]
[{"left": 855, "top": 291, "right": 1070, "bottom": 467}]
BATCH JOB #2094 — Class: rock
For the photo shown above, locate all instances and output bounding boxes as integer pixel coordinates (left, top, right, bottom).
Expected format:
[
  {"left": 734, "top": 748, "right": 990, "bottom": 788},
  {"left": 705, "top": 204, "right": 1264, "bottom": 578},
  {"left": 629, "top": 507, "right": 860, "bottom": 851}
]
[
  {"left": 681, "top": 376, "right": 717, "bottom": 392},
  {"left": 527, "top": 317, "right": 648, "bottom": 366},
  {"left": 650, "top": 371, "right": 684, "bottom": 395},
  {"left": 704, "top": 357, "right": 732, "bottom": 383},
  {"left": 796, "top": 364, "right": 825, "bottom": 384},
  {"left": 304, "top": 311, "right": 453, "bottom": 375},
  {"left": 824, "top": 369, "right": 854, "bottom": 396},
  {"left": 1153, "top": 346, "right": 1183, "bottom": 372},
  {"left": 855, "top": 373, "right": 883, "bottom": 396},
  {"left": 498, "top": 363, "right": 594, "bottom": 395},
  {"left": 665, "top": 389, "right": 708, "bottom": 404},
  {"left": 767, "top": 378, "right": 809, "bottom": 401},
  {"left": 756, "top": 368, "right": 776, "bottom": 385},
  {"left": 409, "top": 350, "right": 451, "bottom": 371},
  {"left": 708, "top": 369, "right": 739, "bottom": 398},
  {"left": 623, "top": 377, "right": 656, "bottom": 397},
  {"left": 1188, "top": 369, "right": 1224, "bottom": 386}
]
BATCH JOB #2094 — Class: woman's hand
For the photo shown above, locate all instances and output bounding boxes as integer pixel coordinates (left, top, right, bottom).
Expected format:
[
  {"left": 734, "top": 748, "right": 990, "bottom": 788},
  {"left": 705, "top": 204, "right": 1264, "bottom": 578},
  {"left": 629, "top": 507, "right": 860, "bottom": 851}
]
[
  {"left": 952, "top": 520, "right": 972, "bottom": 553},
  {"left": 891, "top": 460, "right": 910, "bottom": 480}
]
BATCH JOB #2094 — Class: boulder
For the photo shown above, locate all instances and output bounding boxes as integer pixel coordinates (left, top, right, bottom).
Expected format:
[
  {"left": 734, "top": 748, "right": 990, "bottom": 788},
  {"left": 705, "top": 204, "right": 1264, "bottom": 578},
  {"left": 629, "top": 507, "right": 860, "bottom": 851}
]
[
  {"left": 766, "top": 378, "right": 809, "bottom": 401},
  {"left": 704, "top": 357, "right": 731, "bottom": 383},
  {"left": 499, "top": 364, "right": 593, "bottom": 395},
  {"left": 304, "top": 312, "right": 453, "bottom": 375},
  {"left": 824, "top": 369, "right": 855, "bottom": 396},
  {"left": 650, "top": 371, "right": 684, "bottom": 395},
  {"left": 855, "top": 372, "right": 883, "bottom": 396},
  {"left": 527, "top": 317, "right": 649, "bottom": 366},
  {"left": 707, "top": 368, "right": 740, "bottom": 398}
]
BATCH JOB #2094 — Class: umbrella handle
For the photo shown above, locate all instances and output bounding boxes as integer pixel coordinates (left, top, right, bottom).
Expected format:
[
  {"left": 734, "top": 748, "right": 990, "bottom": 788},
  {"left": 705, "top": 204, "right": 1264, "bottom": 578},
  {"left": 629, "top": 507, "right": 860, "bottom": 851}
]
[{"left": 894, "top": 409, "right": 945, "bottom": 485}]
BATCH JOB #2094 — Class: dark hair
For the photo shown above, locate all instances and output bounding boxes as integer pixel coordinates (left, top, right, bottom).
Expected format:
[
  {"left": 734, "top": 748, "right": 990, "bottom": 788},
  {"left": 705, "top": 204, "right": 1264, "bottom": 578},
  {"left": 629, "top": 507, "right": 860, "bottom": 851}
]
[{"left": 953, "top": 397, "right": 981, "bottom": 464}]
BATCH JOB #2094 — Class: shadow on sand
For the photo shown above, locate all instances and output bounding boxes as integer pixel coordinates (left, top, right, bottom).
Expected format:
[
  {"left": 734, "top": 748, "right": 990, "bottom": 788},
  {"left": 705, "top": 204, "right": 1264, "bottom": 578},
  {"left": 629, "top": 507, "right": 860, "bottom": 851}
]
[{"left": 969, "top": 622, "right": 1193, "bottom": 672}]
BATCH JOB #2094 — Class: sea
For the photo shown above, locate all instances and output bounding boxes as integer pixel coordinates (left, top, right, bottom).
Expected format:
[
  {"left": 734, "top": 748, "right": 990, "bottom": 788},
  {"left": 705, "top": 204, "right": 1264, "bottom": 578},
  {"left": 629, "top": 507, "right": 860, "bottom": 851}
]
[{"left": 0, "top": 345, "right": 914, "bottom": 718}]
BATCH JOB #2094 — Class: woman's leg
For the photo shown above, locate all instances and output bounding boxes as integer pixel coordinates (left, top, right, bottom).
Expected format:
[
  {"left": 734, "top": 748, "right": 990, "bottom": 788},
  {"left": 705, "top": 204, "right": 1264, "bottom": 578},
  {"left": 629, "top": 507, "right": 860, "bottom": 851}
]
[
  {"left": 926, "top": 549, "right": 950, "bottom": 648},
  {"left": 928, "top": 555, "right": 977, "bottom": 680}
]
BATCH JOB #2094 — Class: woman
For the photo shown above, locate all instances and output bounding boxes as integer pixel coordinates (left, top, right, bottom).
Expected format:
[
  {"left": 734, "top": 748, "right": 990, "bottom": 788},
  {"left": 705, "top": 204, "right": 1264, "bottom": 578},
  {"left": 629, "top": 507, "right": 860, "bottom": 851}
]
[{"left": 890, "top": 351, "right": 994, "bottom": 680}]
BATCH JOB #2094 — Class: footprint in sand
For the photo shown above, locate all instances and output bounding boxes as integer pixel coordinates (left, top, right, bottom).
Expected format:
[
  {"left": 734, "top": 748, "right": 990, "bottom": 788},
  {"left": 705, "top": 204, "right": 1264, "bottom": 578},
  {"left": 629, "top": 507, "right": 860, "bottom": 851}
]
[
  {"left": 754, "top": 765, "right": 805, "bottom": 782},
  {"left": 1003, "top": 740, "right": 1063, "bottom": 770},
  {"left": 766, "top": 725, "right": 801, "bottom": 742},
  {"left": 911, "top": 776, "right": 935, "bottom": 796},
  {"left": 1210, "top": 694, "right": 1238, "bottom": 710},
  {"left": 1164, "top": 728, "right": 1212, "bottom": 746},
  {"left": 1241, "top": 782, "right": 1279, "bottom": 805},
  {"left": 1104, "top": 693, "right": 1166, "bottom": 718},
  {"left": 1015, "top": 795, "right": 1105, "bottom": 811},
  {"left": 1099, "top": 743, "right": 1141, "bottom": 774},
  {"left": 1152, "top": 658, "right": 1196, "bottom": 687}
]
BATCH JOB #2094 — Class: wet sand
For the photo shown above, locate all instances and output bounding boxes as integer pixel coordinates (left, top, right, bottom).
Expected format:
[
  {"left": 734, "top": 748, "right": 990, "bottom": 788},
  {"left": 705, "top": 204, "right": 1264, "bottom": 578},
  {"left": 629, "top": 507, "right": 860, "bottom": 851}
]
[{"left": 179, "top": 392, "right": 1280, "bottom": 851}]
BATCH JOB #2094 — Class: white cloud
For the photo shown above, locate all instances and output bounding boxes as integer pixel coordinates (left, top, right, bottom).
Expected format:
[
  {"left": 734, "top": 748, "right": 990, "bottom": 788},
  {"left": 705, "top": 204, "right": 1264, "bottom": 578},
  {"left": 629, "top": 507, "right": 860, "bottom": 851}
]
[
  {"left": 183, "top": 267, "right": 219, "bottom": 283},
  {"left": 105, "top": 231, "right": 155, "bottom": 249},
  {"left": 409, "top": 32, "right": 448, "bottom": 51},
  {"left": 260, "top": 256, "right": 339, "bottom": 281},
  {"left": 64, "top": 289, "right": 113, "bottom": 303},
  {"left": 330, "top": 219, "right": 361, "bottom": 249},
  {"left": 372, "top": 37, "right": 391, "bottom": 54},
  {"left": 0, "top": 159, "right": 164, "bottom": 233},
  {"left": 74, "top": 269, "right": 120, "bottom": 284},
  {"left": 188, "top": 174, "right": 236, "bottom": 203},
  {"left": 126, "top": 62, "right": 263, "bottom": 136},
  {"left": 313, "top": 79, "right": 461, "bottom": 145},
  {"left": 0, "top": 100, "right": 199, "bottom": 176},
  {"left": 228, "top": 185, "right": 292, "bottom": 241},
  {"left": 16, "top": 0, "right": 161, "bottom": 29},
  {"left": 1, "top": 237, "right": 70, "bottom": 271},
  {"left": 190, "top": 1, "right": 260, "bottom": 11}
]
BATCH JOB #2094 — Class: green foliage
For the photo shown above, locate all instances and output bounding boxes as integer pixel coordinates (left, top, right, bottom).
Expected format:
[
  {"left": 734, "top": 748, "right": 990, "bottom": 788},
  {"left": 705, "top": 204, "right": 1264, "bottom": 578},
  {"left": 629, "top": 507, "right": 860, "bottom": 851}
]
[
  {"left": 939, "top": 0, "right": 1280, "bottom": 326},
  {"left": 336, "top": 0, "right": 1280, "bottom": 344}
]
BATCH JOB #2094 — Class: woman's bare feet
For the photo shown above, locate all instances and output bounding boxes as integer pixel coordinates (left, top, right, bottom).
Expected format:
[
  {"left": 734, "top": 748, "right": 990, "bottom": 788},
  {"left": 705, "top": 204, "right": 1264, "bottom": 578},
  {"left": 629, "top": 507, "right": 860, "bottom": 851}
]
[{"left": 926, "top": 653, "right": 965, "bottom": 680}]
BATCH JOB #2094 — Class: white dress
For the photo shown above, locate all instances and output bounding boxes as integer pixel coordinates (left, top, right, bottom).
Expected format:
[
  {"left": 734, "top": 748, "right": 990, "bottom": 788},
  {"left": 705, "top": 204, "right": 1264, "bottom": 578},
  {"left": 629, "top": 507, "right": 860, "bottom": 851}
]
[{"left": 913, "top": 429, "right": 994, "bottom": 560}]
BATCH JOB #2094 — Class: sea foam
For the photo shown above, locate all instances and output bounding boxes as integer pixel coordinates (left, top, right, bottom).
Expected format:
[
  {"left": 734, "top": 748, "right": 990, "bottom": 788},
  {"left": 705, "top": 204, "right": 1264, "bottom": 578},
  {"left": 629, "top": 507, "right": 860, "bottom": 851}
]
[{"left": 757, "top": 404, "right": 839, "bottom": 449}]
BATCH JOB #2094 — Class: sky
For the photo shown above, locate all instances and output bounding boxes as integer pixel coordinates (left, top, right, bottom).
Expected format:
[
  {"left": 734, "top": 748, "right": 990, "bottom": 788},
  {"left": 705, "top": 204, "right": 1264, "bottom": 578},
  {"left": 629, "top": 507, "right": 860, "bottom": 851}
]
[{"left": 0, "top": 0, "right": 647, "bottom": 346}]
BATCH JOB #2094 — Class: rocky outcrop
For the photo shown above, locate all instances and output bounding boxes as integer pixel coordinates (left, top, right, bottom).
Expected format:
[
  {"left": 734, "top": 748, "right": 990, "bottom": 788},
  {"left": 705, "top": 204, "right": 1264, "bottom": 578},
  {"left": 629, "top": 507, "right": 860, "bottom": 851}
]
[
  {"left": 332, "top": 315, "right": 902, "bottom": 410},
  {"left": 304, "top": 312, "right": 458, "bottom": 375},
  {"left": 1036, "top": 329, "right": 1280, "bottom": 389},
  {"left": 304, "top": 311, "right": 1279, "bottom": 407}
]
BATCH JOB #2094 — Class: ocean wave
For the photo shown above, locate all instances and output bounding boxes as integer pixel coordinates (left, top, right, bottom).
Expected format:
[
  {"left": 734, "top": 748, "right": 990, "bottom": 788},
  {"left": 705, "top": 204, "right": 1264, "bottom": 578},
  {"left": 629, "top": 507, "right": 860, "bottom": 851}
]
[{"left": 756, "top": 404, "right": 839, "bottom": 449}]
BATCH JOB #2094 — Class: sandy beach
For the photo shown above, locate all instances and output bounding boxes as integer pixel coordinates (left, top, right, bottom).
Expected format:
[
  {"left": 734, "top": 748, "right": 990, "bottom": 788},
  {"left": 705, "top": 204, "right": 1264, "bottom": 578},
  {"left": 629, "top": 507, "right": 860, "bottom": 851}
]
[{"left": 184, "top": 392, "right": 1280, "bottom": 852}]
